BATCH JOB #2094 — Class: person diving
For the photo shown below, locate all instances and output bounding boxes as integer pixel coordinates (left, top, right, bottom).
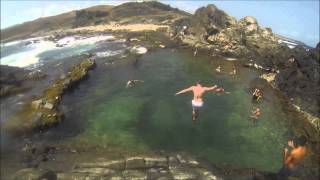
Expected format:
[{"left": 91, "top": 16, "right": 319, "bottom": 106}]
[{"left": 175, "top": 81, "right": 225, "bottom": 122}]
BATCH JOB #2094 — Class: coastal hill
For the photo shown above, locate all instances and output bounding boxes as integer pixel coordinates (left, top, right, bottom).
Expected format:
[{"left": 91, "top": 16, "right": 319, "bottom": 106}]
[{"left": 1, "top": 1, "right": 189, "bottom": 42}]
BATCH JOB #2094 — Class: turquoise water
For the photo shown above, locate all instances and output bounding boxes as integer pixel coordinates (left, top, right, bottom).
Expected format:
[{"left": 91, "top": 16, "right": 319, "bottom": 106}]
[{"left": 58, "top": 49, "right": 289, "bottom": 172}]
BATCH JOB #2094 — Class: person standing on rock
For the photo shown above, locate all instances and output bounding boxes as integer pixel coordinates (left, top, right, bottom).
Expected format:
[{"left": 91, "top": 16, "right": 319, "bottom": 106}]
[
  {"left": 277, "top": 136, "right": 308, "bottom": 179},
  {"left": 175, "top": 81, "right": 223, "bottom": 122}
]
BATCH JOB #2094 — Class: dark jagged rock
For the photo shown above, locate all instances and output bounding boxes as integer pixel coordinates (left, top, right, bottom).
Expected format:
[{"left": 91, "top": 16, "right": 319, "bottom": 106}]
[
  {"left": 170, "top": 5, "right": 281, "bottom": 61},
  {"left": 190, "top": 4, "right": 236, "bottom": 40},
  {"left": 3, "top": 59, "right": 96, "bottom": 135},
  {"left": 170, "top": 4, "right": 236, "bottom": 44},
  {"left": 0, "top": 65, "right": 46, "bottom": 98},
  {"left": 310, "top": 42, "right": 320, "bottom": 63},
  {"left": 275, "top": 47, "right": 320, "bottom": 119},
  {"left": 0, "top": 65, "right": 29, "bottom": 97}
]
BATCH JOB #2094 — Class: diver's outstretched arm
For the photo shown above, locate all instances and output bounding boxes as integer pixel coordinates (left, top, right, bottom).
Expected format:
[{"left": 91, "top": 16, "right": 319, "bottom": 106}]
[
  {"left": 175, "top": 87, "right": 193, "bottom": 95},
  {"left": 204, "top": 85, "right": 218, "bottom": 91}
]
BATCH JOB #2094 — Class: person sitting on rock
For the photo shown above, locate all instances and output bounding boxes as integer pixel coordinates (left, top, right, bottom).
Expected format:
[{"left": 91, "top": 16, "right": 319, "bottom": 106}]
[
  {"left": 126, "top": 80, "right": 144, "bottom": 88},
  {"left": 277, "top": 136, "right": 308, "bottom": 179},
  {"left": 250, "top": 107, "right": 261, "bottom": 123},
  {"left": 252, "top": 88, "right": 262, "bottom": 102},
  {"left": 215, "top": 66, "right": 221, "bottom": 73}
]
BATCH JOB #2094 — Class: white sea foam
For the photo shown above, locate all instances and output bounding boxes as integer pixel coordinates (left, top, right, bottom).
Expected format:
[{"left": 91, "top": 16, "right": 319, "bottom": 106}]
[
  {"left": 2, "top": 36, "right": 46, "bottom": 47},
  {"left": 131, "top": 46, "right": 148, "bottom": 54},
  {"left": 1, "top": 35, "right": 114, "bottom": 68},
  {"left": 225, "top": 57, "right": 238, "bottom": 61},
  {"left": 95, "top": 50, "right": 123, "bottom": 57},
  {"left": 2, "top": 40, "right": 21, "bottom": 47},
  {"left": 56, "top": 35, "right": 114, "bottom": 47},
  {"left": 1, "top": 41, "right": 56, "bottom": 67}
]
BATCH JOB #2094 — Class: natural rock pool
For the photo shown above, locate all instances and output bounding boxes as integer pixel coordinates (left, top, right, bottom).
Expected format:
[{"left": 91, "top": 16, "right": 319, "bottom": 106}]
[{"left": 40, "top": 48, "right": 293, "bottom": 172}]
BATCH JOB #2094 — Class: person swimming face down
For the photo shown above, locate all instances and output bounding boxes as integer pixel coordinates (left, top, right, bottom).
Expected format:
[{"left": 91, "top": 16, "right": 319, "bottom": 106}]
[{"left": 126, "top": 79, "right": 144, "bottom": 88}]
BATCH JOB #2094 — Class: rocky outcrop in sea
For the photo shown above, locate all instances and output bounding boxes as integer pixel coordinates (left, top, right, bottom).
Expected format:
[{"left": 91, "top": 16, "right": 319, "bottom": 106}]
[
  {"left": 0, "top": 65, "right": 46, "bottom": 98},
  {"left": 3, "top": 59, "right": 96, "bottom": 135}
]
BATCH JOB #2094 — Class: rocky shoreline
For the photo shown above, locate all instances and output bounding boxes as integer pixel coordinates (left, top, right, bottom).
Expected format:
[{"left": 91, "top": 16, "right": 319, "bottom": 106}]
[
  {"left": 12, "top": 152, "right": 275, "bottom": 180},
  {"left": 3, "top": 59, "right": 96, "bottom": 135},
  {"left": 0, "top": 65, "right": 46, "bottom": 98}
]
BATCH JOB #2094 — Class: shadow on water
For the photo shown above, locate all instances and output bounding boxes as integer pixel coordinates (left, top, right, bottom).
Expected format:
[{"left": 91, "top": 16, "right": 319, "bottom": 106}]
[{"left": 23, "top": 49, "right": 291, "bottom": 172}]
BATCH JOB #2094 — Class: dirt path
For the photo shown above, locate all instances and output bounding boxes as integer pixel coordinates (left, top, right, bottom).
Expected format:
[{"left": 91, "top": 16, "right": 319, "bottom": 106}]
[{"left": 69, "top": 23, "right": 169, "bottom": 33}]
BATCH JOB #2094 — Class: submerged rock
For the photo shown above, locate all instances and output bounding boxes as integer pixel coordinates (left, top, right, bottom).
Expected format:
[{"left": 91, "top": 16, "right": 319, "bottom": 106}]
[
  {"left": 12, "top": 168, "right": 56, "bottom": 180},
  {"left": 122, "top": 170, "right": 147, "bottom": 180},
  {"left": 126, "top": 157, "right": 146, "bottom": 169},
  {"left": 77, "top": 160, "right": 126, "bottom": 170},
  {"left": 72, "top": 167, "right": 115, "bottom": 175},
  {"left": 170, "top": 167, "right": 197, "bottom": 180},
  {"left": 145, "top": 157, "right": 167, "bottom": 168},
  {"left": 56, "top": 155, "right": 215, "bottom": 179}
]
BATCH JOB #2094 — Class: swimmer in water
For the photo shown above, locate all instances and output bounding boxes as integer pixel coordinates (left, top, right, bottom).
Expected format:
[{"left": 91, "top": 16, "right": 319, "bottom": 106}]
[
  {"left": 250, "top": 107, "right": 261, "bottom": 123},
  {"left": 126, "top": 80, "right": 144, "bottom": 88},
  {"left": 229, "top": 65, "right": 237, "bottom": 77},
  {"left": 252, "top": 88, "right": 262, "bottom": 102}
]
